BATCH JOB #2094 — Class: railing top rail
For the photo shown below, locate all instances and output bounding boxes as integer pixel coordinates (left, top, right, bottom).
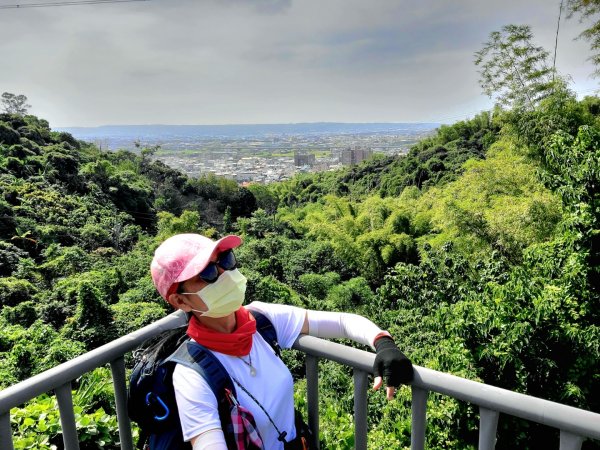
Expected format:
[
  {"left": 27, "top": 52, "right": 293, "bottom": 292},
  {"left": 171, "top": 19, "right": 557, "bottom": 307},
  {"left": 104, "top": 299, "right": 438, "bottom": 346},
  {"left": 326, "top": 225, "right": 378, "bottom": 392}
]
[
  {"left": 0, "top": 310, "right": 188, "bottom": 414},
  {"left": 1, "top": 312, "right": 599, "bottom": 443},
  {"left": 293, "top": 334, "right": 600, "bottom": 441}
]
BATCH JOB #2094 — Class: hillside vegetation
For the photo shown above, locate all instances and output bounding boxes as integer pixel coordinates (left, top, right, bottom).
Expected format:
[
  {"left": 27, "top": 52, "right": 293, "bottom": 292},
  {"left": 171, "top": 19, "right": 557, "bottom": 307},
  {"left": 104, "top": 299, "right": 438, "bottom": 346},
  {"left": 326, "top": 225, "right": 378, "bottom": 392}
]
[{"left": 2, "top": 27, "right": 600, "bottom": 450}]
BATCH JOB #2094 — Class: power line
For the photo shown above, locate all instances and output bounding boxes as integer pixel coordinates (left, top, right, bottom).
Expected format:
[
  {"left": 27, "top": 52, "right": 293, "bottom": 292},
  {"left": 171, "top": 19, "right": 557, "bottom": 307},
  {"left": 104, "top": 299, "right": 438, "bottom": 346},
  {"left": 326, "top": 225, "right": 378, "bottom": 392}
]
[
  {"left": 0, "top": 0, "right": 149, "bottom": 9},
  {"left": 553, "top": 1, "right": 564, "bottom": 79}
]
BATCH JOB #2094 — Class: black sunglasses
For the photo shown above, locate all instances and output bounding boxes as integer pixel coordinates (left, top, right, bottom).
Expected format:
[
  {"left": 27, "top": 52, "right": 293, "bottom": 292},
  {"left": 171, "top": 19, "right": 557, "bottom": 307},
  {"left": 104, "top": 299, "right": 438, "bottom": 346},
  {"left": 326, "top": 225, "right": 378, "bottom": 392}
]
[{"left": 193, "top": 249, "right": 238, "bottom": 285}]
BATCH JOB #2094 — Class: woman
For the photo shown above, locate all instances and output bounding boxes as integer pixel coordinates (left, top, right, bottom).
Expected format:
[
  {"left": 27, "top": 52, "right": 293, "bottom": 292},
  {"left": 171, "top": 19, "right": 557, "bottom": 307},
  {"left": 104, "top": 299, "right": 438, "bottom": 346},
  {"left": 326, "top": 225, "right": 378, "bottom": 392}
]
[{"left": 151, "top": 233, "right": 413, "bottom": 450}]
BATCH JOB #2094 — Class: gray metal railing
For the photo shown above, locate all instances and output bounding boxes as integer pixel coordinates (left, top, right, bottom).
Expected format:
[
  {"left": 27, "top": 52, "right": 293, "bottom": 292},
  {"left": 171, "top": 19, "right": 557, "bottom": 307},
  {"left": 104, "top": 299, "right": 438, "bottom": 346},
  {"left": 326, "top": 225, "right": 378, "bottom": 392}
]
[{"left": 1, "top": 311, "right": 599, "bottom": 450}]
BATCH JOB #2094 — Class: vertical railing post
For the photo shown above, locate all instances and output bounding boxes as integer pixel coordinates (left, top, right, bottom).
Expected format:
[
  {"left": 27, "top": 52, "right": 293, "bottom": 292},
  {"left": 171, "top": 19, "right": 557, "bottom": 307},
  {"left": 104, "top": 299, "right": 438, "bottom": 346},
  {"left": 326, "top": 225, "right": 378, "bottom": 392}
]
[
  {"left": 559, "top": 431, "right": 584, "bottom": 450},
  {"left": 478, "top": 407, "right": 499, "bottom": 450},
  {"left": 55, "top": 382, "right": 80, "bottom": 450},
  {"left": 110, "top": 357, "right": 134, "bottom": 450},
  {"left": 306, "top": 355, "right": 320, "bottom": 450},
  {"left": 353, "top": 369, "right": 369, "bottom": 450},
  {"left": 0, "top": 411, "right": 15, "bottom": 450},
  {"left": 411, "top": 387, "right": 428, "bottom": 450}
]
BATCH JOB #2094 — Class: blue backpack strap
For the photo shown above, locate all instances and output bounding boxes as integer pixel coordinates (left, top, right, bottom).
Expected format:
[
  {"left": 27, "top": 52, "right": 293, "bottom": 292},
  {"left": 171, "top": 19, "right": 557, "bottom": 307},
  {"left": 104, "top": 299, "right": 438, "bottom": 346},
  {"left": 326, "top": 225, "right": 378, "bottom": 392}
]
[
  {"left": 251, "top": 310, "right": 282, "bottom": 357},
  {"left": 167, "top": 340, "right": 236, "bottom": 398},
  {"left": 167, "top": 340, "right": 238, "bottom": 450}
]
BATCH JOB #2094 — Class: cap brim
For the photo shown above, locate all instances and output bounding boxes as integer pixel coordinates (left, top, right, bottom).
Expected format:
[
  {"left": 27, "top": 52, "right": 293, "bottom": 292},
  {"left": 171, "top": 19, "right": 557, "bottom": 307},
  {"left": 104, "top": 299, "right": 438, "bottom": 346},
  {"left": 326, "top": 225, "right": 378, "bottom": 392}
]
[{"left": 175, "top": 235, "right": 242, "bottom": 284}]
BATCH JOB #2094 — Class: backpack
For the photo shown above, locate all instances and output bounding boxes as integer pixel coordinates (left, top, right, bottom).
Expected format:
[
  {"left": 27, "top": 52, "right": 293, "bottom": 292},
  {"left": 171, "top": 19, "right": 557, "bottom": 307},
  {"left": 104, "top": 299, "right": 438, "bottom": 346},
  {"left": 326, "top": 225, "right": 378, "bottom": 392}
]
[{"left": 127, "top": 311, "right": 281, "bottom": 450}]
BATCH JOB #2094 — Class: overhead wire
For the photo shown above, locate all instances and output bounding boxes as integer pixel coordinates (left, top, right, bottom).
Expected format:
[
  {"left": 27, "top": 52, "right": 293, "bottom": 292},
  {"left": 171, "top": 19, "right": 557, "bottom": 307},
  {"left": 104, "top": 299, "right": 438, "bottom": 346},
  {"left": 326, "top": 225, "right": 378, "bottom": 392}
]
[{"left": 0, "top": 0, "right": 149, "bottom": 9}]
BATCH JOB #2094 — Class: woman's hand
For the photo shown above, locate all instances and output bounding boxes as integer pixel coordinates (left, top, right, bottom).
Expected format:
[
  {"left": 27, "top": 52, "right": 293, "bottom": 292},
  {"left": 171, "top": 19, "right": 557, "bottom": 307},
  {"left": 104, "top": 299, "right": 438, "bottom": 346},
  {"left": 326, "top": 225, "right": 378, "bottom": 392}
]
[{"left": 372, "top": 337, "right": 413, "bottom": 400}]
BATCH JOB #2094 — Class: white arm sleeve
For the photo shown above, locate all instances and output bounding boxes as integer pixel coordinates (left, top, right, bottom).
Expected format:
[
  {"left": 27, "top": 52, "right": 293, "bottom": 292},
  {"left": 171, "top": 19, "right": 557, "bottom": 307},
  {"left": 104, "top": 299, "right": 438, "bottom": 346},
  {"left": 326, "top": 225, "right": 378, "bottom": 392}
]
[
  {"left": 306, "top": 310, "right": 389, "bottom": 350},
  {"left": 192, "top": 429, "right": 228, "bottom": 450}
]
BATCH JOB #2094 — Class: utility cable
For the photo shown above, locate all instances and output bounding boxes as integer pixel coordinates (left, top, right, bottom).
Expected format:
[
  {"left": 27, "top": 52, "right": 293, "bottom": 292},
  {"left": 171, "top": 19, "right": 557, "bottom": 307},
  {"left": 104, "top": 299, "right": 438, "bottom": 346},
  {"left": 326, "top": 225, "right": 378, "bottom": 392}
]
[
  {"left": 0, "top": 0, "right": 149, "bottom": 9},
  {"left": 553, "top": 1, "right": 564, "bottom": 80}
]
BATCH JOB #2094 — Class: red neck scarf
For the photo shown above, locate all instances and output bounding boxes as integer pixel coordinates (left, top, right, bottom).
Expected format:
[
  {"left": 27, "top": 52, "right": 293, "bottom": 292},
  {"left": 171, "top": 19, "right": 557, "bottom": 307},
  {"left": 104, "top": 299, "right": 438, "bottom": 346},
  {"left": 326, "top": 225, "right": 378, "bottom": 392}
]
[{"left": 187, "top": 307, "right": 256, "bottom": 356}]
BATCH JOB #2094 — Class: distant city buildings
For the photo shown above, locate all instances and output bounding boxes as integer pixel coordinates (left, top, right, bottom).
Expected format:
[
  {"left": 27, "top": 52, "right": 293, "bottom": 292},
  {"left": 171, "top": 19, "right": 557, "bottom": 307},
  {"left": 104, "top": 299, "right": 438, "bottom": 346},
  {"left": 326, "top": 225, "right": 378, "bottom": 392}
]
[
  {"left": 158, "top": 144, "right": 393, "bottom": 184},
  {"left": 294, "top": 151, "right": 316, "bottom": 167},
  {"left": 136, "top": 131, "right": 433, "bottom": 185},
  {"left": 340, "top": 147, "right": 373, "bottom": 166},
  {"left": 61, "top": 123, "right": 437, "bottom": 185}
]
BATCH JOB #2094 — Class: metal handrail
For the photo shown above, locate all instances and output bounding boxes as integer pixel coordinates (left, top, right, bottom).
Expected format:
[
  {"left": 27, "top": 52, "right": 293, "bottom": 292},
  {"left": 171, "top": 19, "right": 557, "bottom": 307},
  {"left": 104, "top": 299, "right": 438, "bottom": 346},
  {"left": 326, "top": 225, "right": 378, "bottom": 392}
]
[
  {"left": 0, "top": 310, "right": 188, "bottom": 413},
  {"left": 0, "top": 310, "right": 188, "bottom": 450},
  {"left": 293, "top": 335, "right": 600, "bottom": 449},
  {"left": 0, "top": 311, "right": 599, "bottom": 450}
]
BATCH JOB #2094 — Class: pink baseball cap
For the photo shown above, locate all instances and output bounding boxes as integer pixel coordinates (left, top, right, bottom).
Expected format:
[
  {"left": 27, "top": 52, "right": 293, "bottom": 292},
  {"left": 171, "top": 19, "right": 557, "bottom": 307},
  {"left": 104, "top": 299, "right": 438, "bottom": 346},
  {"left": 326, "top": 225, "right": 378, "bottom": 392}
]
[{"left": 150, "top": 233, "right": 242, "bottom": 300}]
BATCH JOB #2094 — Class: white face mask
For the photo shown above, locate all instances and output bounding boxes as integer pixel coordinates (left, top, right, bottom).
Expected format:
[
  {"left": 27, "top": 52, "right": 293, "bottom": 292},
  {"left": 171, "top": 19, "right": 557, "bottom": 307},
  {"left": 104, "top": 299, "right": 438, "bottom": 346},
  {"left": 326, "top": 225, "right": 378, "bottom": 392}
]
[{"left": 183, "top": 269, "right": 247, "bottom": 318}]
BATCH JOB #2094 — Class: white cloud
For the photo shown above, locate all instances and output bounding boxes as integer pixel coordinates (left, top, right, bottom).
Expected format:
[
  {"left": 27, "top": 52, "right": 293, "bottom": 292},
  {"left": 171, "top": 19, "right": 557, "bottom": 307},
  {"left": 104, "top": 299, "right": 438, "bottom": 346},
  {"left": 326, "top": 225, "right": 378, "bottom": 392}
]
[{"left": 0, "top": 0, "right": 596, "bottom": 126}]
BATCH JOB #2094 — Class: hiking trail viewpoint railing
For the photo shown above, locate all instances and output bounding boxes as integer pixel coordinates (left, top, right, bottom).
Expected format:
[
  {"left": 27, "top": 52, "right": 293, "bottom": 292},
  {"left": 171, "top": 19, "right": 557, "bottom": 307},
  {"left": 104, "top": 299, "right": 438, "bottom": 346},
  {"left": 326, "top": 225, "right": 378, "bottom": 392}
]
[{"left": 0, "top": 310, "right": 599, "bottom": 450}]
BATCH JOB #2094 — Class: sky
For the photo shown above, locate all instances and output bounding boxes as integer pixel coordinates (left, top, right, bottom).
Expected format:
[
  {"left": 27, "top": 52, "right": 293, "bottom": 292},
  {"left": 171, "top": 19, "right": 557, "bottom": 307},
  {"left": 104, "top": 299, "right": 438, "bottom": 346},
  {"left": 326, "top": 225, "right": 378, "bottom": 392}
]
[{"left": 0, "top": 0, "right": 598, "bottom": 127}]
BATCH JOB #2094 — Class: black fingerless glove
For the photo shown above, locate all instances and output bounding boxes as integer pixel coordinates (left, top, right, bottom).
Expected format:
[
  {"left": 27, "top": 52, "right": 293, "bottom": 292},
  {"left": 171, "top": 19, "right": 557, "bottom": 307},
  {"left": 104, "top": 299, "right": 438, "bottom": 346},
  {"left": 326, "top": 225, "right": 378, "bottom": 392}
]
[{"left": 373, "top": 337, "right": 414, "bottom": 386}]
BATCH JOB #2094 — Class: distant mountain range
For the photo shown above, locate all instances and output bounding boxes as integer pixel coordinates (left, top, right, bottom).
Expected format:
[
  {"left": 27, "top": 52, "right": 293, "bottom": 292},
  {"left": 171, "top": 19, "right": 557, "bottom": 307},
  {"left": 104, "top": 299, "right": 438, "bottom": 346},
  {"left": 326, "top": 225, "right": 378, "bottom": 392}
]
[
  {"left": 55, "top": 122, "right": 440, "bottom": 152},
  {"left": 56, "top": 122, "right": 439, "bottom": 139}
]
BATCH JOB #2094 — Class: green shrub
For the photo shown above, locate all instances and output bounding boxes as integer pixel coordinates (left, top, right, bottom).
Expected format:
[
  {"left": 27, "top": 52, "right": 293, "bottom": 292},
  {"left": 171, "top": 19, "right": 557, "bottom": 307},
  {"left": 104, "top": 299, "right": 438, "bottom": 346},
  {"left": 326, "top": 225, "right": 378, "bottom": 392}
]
[
  {"left": 11, "top": 382, "right": 121, "bottom": 450},
  {"left": 0, "top": 277, "right": 37, "bottom": 307},
  {"left": 324, "top": 277, "right": 374, "bottom": 311},
  {"left": 297, "top": 272, "right": 340, "bottom": 300},
  {"left": 248, "top": 275, "right": 305, "bottom": 307},
  {"left": 111, "top": 301, "right": 166, "bottom": 336},
  {"left": 118, "top": 275, "right": 162, "bottom": 304},
  {"left": 1, "top": 300, "right": 37, "bottom": 327},
  {"left": 0, "top": 122, "right": 20, "bottom": 145}
]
